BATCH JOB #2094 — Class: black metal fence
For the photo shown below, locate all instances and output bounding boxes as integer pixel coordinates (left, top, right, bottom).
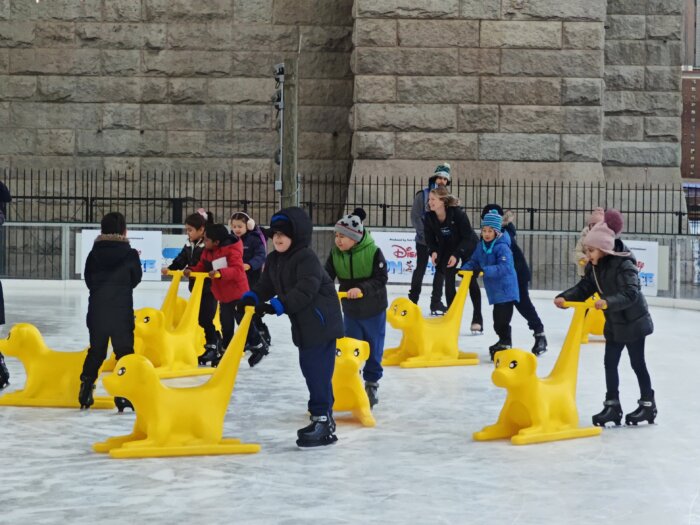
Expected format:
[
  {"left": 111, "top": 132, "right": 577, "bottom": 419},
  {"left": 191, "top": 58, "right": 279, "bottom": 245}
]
[{"left": 2, "top": 168, "right": 697, "bottom": 234}]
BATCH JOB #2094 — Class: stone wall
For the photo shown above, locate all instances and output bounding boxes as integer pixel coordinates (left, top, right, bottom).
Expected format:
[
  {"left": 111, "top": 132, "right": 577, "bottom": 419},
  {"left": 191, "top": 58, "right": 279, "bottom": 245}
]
[
  {"left": 350, "top": 0, "right": 682, "bottom": 185},
  {"left": 0, "top": 0, "right": 354, "bottom": 180}
]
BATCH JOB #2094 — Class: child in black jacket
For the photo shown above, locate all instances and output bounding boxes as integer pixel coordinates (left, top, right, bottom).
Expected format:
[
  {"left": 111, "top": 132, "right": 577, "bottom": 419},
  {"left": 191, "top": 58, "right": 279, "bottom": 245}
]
[
  {"left": 163, "top": 209, "right": 220, "bottom": 365},
  {"left": 239, "top": 207, "right": 344, "bottom": 448},
  {"left": 325, "top": 208, "right": 388, "bottom": 408},
  {"left": 79, "top": 212, "right": 142, "bottom": 409}
]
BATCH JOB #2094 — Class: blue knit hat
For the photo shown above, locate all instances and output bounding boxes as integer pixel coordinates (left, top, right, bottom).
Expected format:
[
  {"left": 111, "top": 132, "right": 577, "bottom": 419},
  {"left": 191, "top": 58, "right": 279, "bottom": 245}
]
[{"left": 481, "top": 209, "right": 502, "bottom": 232}]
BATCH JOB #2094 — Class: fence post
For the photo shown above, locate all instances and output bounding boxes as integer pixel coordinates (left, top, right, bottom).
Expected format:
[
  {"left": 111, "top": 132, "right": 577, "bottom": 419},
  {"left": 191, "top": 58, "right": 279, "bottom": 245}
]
[
  {"left": 61, "top": 224, "right": 70, "bottom": 281},
  {"left": 675, "top": 237, "right": 682, "bottom": 299}
]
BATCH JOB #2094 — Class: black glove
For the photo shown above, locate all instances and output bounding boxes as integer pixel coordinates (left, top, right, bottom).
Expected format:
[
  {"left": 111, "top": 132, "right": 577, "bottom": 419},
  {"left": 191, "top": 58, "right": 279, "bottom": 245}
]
[
  {"left": 255, "top": 303, "right": 277, "bottom": 317},
  {"left": 235, "top": 295, "right": 257, "bottom": 315}
]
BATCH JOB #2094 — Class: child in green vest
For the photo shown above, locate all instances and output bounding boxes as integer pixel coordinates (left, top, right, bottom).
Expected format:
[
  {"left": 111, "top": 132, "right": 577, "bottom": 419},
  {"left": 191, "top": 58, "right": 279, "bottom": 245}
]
[{"left": 325, "top": 208, "right": 388, "bottom": 408}]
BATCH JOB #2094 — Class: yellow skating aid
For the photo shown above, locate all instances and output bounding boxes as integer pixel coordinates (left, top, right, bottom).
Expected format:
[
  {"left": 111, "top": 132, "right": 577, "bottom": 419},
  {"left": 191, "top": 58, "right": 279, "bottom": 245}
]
[
  {"left": 382, "top": 270, "right": 479, "bottom": 368},
  {"left": 473, "top": 301, "right": 602, "bottom": 445},
  {"left": 93, "top": 307, "right": 261, "bottom": 459},
  {"left": 581, "top": 294, "right": 605, "bottom": 344},
  {"left": 160, "top": 269, "right": 189, "bottom": 330},
  {"left": 0, "top": 323, "right": 114, "bottom": 409},
  {"left": 131, "top": 272, "right": 215, "bottom": 379}
]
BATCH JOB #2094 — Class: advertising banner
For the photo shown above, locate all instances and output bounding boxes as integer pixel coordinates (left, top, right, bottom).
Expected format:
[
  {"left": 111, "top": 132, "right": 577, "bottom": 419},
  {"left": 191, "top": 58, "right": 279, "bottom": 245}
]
[
  {"left": 80, "top": 230, "right": 163, "bottom": 281},
  {"left": 371, "top": 230, "right": 436, "bottom": 284},
  {"left": 626, "top": 240, "right": 659, "bottom": 297}
]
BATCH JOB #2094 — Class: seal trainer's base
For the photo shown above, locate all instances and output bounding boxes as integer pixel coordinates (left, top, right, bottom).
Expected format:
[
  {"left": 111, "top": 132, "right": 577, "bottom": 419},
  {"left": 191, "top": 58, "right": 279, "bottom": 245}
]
[
  {"left": 473, "top": 299, "right": 602, "bottom": 445},
  {"left": 383, "top": 271, "right": 479, "bottom": 368},
  {"left": 0, "top": 323, "right": 114, "bottom": 409},
  {"left": 93, "top": 307, "right": 261, "bottom": 459}
]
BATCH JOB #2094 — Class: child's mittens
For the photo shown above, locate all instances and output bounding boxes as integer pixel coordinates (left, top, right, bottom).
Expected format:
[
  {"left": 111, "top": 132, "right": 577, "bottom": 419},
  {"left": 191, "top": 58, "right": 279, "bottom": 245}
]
[
  {"left": 236, "top": 294, "right": 257, "bottom": 315},
  {"left": 255, "top": 298, "right": 284, "bottom": 317}
]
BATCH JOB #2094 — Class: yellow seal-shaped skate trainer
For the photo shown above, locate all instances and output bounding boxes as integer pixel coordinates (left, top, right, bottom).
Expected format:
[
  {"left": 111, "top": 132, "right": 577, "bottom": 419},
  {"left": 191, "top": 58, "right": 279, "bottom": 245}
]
[
  {"left": 581, "top": 293, "right": 605, "bottom": 344},
  {"left": 332, "top": 337, "right": 375, "bottom": 427},
  {"left": 473, "top": 300, "right": 602, "bottom": 445},
  {"left": 382, "top": 270, "right": 479, "bottom": 368},
  {"left": 93, "top": 306, "right": 261, "bottom": 459},
  {"left": 0, "top": 323, "right": 114, "bottom": 409},
  {"left": 131, "top": 272, "right": 215, "bottom": 379}
]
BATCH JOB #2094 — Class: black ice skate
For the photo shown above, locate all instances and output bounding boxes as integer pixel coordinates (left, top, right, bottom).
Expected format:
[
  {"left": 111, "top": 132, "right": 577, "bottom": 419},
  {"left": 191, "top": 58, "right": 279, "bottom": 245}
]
[
  {"left": 489, "top": 340, "right": 512, "bottom": 361},
  {"left": 470, "top": 322, "right": 483, "bottom": 335},
  {"left": 430, "top": 302, "right": 448, "bottom": 316},
  {"left": 296, "top": 414, "right": 338, "bottom": 448},
  {"left": 258, "top": 323, "right": 272, "bottom": 346},
  {"left": 592, "top": 399, "right": 623, "bottom": 427},
  {"left": 247, "top": 341, "right": 269, "bottom": 368},
  {"left": 365, "top": 381, "right": 379, "bottom": 409},
  {"left": 531, "top": 333, "right": 548, "bottom": 356},
  {"left": 199, "top": 338, "right": 222, "bottom": 367},
  {"left": 114, "top": 396, "right": 134, "bottom": 413},
  {"left": 78, "top": 378, "right": 95, "bottom": 410},
  {"left": 625, "top": 398, "right": 657, "bottom": 426},
  {"left": 0, "top": 352, "right": 9, "bottom": 389}
]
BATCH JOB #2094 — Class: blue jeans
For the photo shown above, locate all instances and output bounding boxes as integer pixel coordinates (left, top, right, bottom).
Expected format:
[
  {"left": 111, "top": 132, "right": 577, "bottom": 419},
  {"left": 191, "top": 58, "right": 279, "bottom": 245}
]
[
  {"left": 298, "top": 340, "right": 336, "bottom": 416},
  {"left": 344, "top": 311, "right": 386, "bottom": 383}
]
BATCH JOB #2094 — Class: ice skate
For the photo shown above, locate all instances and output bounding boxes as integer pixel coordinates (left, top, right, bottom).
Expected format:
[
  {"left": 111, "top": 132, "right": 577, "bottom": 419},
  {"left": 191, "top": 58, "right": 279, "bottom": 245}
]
[
  {"left": 198, "top": 342, "right": 219, "bottom": 366},
  {"left": 625, "top": 398, "right": 657, "bottom": 426},
  {"left": 296, "top": 414, "right": 338, "bottom": 448},
  {"left": 0, "top": 352, "right": 9, "bottom": 389},
  {"left": 247, "top": 341, "right": 269, "bottom": 368},
  {"left": 114, "top": 396, "right": 134, "bottom": 413},
  {"left": 532, "top": 333, "right": 548, "bottom": 356},
  {"left": 470, "top": 322, "right": 483, "bottom": 335},
  {"left": 592, "top": 399, "right": 622, "bottom": 427},
  {"left": 489, "top": 340, "right": 511, "bottom": 361},
  {"left": 364, "top": 381, "right": 379, "bottom": 409},
  {"left": 78, "top": 378, "right": 95, "bottom": 410},
  {"left": 258, "top": 323, "right": 271, "bottom": 346},
  {"left": 430, "top": 302, "right": 448, "bottom": 316}
]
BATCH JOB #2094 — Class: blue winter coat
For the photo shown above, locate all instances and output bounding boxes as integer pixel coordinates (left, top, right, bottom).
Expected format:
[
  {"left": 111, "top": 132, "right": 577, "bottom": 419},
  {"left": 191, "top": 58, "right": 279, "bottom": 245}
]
[{"left": 462, "top": 233, "right": 519, "bottom": 305}]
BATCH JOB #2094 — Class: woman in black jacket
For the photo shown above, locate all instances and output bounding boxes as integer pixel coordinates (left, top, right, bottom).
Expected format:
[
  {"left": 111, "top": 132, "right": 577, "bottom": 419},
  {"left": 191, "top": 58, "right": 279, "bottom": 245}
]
[
  {"left": 424, "top": 187, "right": 482, "bottom": 330},
  {"left": 555, "top": 220, "right": 655, "bottom": 428}
]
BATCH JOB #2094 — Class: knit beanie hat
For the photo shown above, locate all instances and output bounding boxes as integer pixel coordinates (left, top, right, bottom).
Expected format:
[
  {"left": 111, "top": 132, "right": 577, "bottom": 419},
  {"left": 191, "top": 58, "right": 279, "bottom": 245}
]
[
  {"left": 335, "top": 207, "right": 366, "bottom": 243},
  {"left": 587, "top": 207, "right": 605, "bottom": 227},
  {"left": 583, "top": 222, "right": 629, "bottom": 256},
  {"left": 481, "top": 209, "right": 503, "bottom": 232},
  {"left": 267, "top": 213, "right": 294, "bottom": 239},
  {"left": 433, "top": 162, "right": 451, "bottom": 182},
  {"left": 604, "top": 208, "right": 624, "bottom": 237}
]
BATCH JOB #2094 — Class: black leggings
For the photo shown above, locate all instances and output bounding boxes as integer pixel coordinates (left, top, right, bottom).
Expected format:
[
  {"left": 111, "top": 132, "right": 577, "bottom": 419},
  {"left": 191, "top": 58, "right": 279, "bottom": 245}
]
[
  {"left": 604, "top": 338, "right": 653, "bottom": 400},
  {"left": 433, "top": 265, "right": 482, "bottom": 324}
]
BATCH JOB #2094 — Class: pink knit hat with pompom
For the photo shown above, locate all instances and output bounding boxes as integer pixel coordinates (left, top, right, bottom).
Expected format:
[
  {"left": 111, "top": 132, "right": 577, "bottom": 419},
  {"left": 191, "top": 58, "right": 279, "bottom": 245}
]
[
  {"left": 584, "top": 222, "right": 629, "bottom": 256},
  {"left": 604, "top": 208, "right": 623, "bottom": 237}
]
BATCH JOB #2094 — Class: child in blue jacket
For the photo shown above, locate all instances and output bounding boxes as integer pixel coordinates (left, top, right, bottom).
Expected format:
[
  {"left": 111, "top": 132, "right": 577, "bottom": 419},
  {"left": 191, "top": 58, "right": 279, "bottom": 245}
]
[{"left": 461, "top": 209, "right": 519, "bottom": 361}]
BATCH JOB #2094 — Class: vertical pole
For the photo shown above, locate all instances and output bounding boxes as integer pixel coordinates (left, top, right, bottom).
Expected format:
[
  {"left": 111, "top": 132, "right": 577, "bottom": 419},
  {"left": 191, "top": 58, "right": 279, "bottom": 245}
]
[
  {"left": 281, "top": 58, "right": 298, "bottom": 209},
  {"left": 61, "top": 224, "right": 70, "bottom": 280}
]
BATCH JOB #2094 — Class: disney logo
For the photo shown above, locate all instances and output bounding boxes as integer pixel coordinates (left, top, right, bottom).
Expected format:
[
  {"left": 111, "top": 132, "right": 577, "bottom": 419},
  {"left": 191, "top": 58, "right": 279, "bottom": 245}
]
[{"left": 392, "top": 245, "right": 417, "bottom": 258}]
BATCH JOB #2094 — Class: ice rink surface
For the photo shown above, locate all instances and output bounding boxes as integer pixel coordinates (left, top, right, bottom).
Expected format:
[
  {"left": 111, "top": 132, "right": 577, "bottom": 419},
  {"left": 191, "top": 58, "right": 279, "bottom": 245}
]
[{"left": 1, "top": 280, "right": 699, "bottom": 525}]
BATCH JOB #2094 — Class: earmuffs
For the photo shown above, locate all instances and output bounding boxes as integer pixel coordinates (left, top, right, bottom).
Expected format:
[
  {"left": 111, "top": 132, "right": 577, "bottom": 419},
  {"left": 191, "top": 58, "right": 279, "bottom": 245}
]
[{"left": 232, "top": 212, "right": 255, "bottom": 231}]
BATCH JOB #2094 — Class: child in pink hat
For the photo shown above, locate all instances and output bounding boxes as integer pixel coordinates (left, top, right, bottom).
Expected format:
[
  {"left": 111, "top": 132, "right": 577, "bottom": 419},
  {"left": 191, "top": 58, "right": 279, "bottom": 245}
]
[{"left": 573, "top": 207, "right": 605, "bottom": 277}]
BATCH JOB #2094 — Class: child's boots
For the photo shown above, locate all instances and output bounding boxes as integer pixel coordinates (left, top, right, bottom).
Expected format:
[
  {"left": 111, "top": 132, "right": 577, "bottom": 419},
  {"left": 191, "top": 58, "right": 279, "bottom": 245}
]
[
  {"left": 78, "top": 376, "right": 95, "bottom": 410},
  {"left": 625, "top": 394, "right": 657, "bottom": 426},
  {"left": 0, "top": 352, "right": 9, "bottom": 389},
  {"left": 365, "top": 381, "right": 379, "bottom": 409},
  {"left": 531, "top": 333, "right": 548, "bottom": 356},
  {"left": 489, "top": 340, "right": 512, "bottom": 361},
  {"left": 296, "top": 414, "right": 338, "bottom": 448},
  {"left": 592, "top": 397, "right": 623, "bottom": 427},
  {"left": 199, "top": 336, "right": 222, "bottom": 367}
]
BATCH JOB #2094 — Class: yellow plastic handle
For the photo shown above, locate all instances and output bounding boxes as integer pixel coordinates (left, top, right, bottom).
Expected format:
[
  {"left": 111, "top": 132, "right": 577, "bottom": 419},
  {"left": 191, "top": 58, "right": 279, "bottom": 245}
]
[
  {"left": 338, "top": 291, "right": 364, "bottom": 299},
  {"left": 562, "top": 298, "right": 605, "bottom": 310},
  {"left": 168, "top": 270, "right": 211, "bottom": 278}
]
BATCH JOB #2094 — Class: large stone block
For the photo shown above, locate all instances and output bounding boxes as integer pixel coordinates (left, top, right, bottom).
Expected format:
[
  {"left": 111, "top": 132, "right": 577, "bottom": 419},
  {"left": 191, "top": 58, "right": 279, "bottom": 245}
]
[
  {"left": 561, "top": 134, "right": 602, "bottom": 162},
  {"left": 646, "top": 0, "right": 682, "bottom": 15},
  {"left": 76, "top": 23, "right": 167, "bottom": 50},
  {"left": 142, "top": 105, "right": 231, "bottom": 130},
  {"left": 11, "top": 102, "right": 102, "bottom": 128},
  {"left": 459, "top": 48, "right": 500, "bottom": 76},
  {"left": 480, "top": 21, "right": 562, "bottom": 49},
  {"left": 604, "top": 116, "right": 644, "bottom": 141},
  {"left": 646, "top": 40, "right": 681, "bottom": 66},
  {"left": 0, "top": 50, "right": 7, "bottom": 74},
  {"left": 104, "top": 0, "right": 142, "bottom": 21},
  {"left": 36, "top": 129, "right": 74, "bottom": 155},
  {"left": 231, "top": 130, "right": 278, "bottom": 157},
  {"left": 645, "top": 66, "right": 681, "bottom": 91},
  {"left": 167, "top": 131, "right": 207, "bottom": 157},
  {"left": 355, "top": 103, "right": 457, "bottom": 132},
  {"left": 354, "top": 76, "right": 396, "bottom": 103},
  {"left": 299, "top": 131, "right": 352, "bottom": 160},
  {"left": 0, "top": 75, "right": 36, "bottom": 99},
  {"left": 0, "top": 129, "right": 35, "bottom": 154},
  {"left": 604, "top": 41, "right": 646, "bottom": 65},
  {"left": 35, "top": 0, "right": 102, "bottom": 21},
  {"left": 168, "top": 78, "right": 208, "bottom": 103},
  {"left": 500, "top": 106, "right": 564, "bottom": 133},
  {"left": 479, "top": 133, "right": 560, "bottom": 161},
  {"left": 498, "top": 161, "right": 604, "bottom": 182},
  {"left": 354, "top": 0, "right": 459, "bottom": 19},
  {"left": 395, "top": 132, "right": 477, "bottom": 159},
  {"left": 143, "top": 50, "right": 231, "bottom": 76},
  {"left": 234, "top": 0, "right": 273, "bottom": 23},
  {"left": 300, "top": 79, "right": 354, "bottom": 107},
  {"left": 353, "top": 132, "right": 395, "bottom": 159},
  {"left": 501, "top": 0, "right": 606, "bottom": 21},
  {"left": 398, "top": 20, "right": 478, "bottom": 47},
  {"left": 208, "top": 78, "right": 274, "bottom": 104},
  {"left": 300, "top": 106, "right": 352, "bottom": 133},
  {"left": 232, "top": 106, "right": 273, "bottom": 131},
  {"left": 168, "top": 22, "right": 231, "bottom": 50},
  {"left": 231, "top": 24, "right": 300, "bottom": 52},
  {"left": 564, "top": 107, "right": 602, "bottom": 134},
  {"left": 562, "top": 78, "right": 602, "bottom": 105},
  {"left": 354, "top": 19, "right": 397, "bottom": 47},
  {"left": 605, "top": 15, "right": 645, "bottom": 40},
  {"left": 607, "top": 0, "right": 645, "bottom": 15},
  {"left": 644, "top": 117, "right": 681, "bottom": 142},
  {"left": 77, "top": 130, "right": 167, "bottom": 156},
  {"left": 140, "top": 78, "right": 168, "bottom": 102},
  {"left": 458, "top": 105, "right": 499, "bottom": 132},
  {"left": 102, "top": 50, "right": 141, "bottom": 75},
  {"left": 273, "top": 0, "right": 353, "bottom": 25},
  {"left": 167, "top": 0, "right": 233, "bottom": 20},
  {"left": 0, "top": 21, "right": 34, "bottom": 47},
  {"left": 103, "top": 104, "right": 141, "bottom": 129},
  {"left": 604, "top": 91, "right": 681, "bottom": 117},
  {"left": 501, "top": 50, "right": 603, "bottom": 77},
  {"left": 299, "top": 52, "right": 352, "bottom": 80},
  {"left": 563, "top": 22, "right": 604, "bottom": 49},
  {"left": 645, "top": 15, "right": 681, "bottom": 40},
  {"left": 460, "top": 0, "right": 500, "bottom": 19},
  {"left": 397, "top": 76, "right": 478, "bottom": 103},
  {"left": 301, "top": 26, "right": 353, "bottom": 53},
  {"left": 480, "top": 77, "right": 561, "bottom": 105},
  {"left": 231, "top": 51, "right": 294, "bottom": 77},
  {"left": 35, "top": 22, "right": 75, "bottom": 47},
  {"left": 9, "top": 49, "right": 101, "bottom": 75},
  {"left": 603, "top": 141, "right": 680, "bottom": 166},
  {"left": 354, "top": 48, "right": 458, "bottom": 75},
  {"left": 604, "top": 66, "right": 645, "bottom": 91}
]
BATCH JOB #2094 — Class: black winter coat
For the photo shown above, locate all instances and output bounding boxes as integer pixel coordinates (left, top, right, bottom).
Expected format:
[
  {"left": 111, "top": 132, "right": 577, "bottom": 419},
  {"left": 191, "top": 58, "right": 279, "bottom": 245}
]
[
  {"left": 168, "top": 239, "right": 211, "bottom": 293},
  {"left": 502, "top": 223, "right": 531, "bottom": 283},
  {"left": 85, "top": 235, "right": 142, "bottom": 329},
  {"left": 424, "top": 206, "right": 478, "bottom": 267},
  {"left": 252, "top": 207, "right": 344, "bottom": 348},
  {"left": 558, "top": 253, "right": 653, "bottom": 343}
]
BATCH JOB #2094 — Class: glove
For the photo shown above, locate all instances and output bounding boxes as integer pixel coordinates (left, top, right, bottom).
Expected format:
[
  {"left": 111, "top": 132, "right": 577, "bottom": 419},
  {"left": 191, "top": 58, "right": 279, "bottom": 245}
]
[
  {"left": 255, "top": 303, "right": 277, "bottom": 317},
  {"left": 235, "top": 295, "right": 257, "bottom": 315}
]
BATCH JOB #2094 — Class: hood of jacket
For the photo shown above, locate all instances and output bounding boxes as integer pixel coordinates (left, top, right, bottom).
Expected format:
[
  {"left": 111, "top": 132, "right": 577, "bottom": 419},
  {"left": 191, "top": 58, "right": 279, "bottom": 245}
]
[
  {"left": 270, "top": 206, "right": 312, "bottom": 253},
  {"left": 91, "top": 234, "right": 136, "bottom": 270}
]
